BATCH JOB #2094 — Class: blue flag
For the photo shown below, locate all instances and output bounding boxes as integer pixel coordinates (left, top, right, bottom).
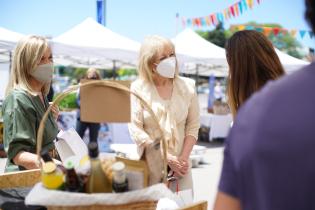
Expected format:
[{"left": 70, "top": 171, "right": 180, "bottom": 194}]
[{"left": 96, "top": 0, "right": 105, "bottom": 25}]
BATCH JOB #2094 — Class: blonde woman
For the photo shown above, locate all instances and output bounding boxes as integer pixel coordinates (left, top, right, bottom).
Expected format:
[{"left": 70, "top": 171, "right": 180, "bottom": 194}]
[
  {"left": 2, "top": 35, "right": 59, "bottom": 171},
  {"left": 128, "top": 35, "right": 200, "bottom": 193}
]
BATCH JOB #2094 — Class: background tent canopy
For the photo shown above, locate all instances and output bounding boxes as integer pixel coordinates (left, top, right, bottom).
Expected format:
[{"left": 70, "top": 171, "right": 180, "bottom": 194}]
[
  {"left": 0, "top": 27, "right": 24, "bottom": 51},
  {"left": 52, "top": 17, "right": 141, "bottom": 64},
  {"left": 172, "top": 28, "right": 228, "bottom": 66}
]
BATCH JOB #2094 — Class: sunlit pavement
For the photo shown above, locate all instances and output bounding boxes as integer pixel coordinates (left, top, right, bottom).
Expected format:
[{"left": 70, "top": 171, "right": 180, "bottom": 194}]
[{"left": 192, "top": 141, "right": 224, "bottom": 210}]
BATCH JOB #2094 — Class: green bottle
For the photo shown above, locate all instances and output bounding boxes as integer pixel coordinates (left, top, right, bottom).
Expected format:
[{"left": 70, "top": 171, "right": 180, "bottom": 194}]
[{"left": 86, "top": 142, "right": 112, "bottom": 193}]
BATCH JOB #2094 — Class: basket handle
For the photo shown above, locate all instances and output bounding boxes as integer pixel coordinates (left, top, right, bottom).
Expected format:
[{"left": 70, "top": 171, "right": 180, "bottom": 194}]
[{"left": 36, "top": 80, "right": 168, "bottom": 183}]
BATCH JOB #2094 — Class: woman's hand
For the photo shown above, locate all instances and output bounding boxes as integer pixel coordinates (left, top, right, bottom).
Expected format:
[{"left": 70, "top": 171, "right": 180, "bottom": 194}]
[
  {"left": 49, "top": 102, "right": 59, "bottom": 121},
  {"left": 167, "top": 153, "right": 189, "bottom": 177}
]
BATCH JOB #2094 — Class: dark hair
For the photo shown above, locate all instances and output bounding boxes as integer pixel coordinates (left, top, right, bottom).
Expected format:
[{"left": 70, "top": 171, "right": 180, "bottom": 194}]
[
  {"left": 305, "top": 0, "right": 315, "bottom": 33},
  {"left": 225, "top": 30, "right": 285, "bottom": 116}
]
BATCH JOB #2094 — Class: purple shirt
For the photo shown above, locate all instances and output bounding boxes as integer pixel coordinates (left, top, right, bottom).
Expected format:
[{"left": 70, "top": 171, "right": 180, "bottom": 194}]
[{"left": 219, "top": 62, "right": 315, "bottom": 210}]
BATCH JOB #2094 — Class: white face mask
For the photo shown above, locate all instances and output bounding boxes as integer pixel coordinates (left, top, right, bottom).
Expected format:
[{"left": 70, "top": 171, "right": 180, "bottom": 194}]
[
  {"left": 155, "top": 57, "right": 176, "bottom": 78},
  {"left": 31, "top": 63, "right": 54, "bottom": 83}
]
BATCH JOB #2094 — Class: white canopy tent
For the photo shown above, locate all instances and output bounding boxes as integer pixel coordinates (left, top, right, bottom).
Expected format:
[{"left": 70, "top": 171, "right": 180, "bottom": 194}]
[
  {"left": 275, "top": 48, "right": 310, "bottom": 73},
  {"left": 172, "top": 28, "right": 228, "bottom": 77},
  {"left": 0, "top": 27, "right": 25, "bottom": 99},
  {"left": 0, "top": 27, "right": 24, "bottom": 51},
  {"left": 52, "top": 17, "right": 141, "bottom": 68},
  {"left": 173, "top": 28, "right": 310, "bottom": 77}
]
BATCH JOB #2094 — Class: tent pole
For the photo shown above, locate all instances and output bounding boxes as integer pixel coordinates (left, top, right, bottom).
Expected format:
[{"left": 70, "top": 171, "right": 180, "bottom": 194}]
[
  {"left": 9, "top": 51, "right": 12, "bottom": 73},
  {"left": 195, "top": 64, "right": 199, "bottom": 94},
  {"left": 112, "top": 60, "right": 116, "bottom": 80}
]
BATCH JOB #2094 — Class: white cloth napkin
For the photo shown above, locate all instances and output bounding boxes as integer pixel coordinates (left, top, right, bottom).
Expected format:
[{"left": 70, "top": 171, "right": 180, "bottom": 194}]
[{"left": 25, "top": 183, "right": 181, "bottom": 207}]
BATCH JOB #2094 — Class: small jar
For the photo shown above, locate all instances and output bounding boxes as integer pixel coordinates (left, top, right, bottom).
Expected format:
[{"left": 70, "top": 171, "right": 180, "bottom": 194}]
[
  {"left": 112, "top": 161, "right": 128, "bottom": 193},
  {"left": 41, "top": 161, "right": 64, "bottom": 190}
]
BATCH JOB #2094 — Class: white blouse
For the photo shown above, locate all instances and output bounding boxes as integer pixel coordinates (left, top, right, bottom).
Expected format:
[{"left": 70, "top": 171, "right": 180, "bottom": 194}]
[{"left": 128, "top": 76, "right": 200, "bottom": 157}]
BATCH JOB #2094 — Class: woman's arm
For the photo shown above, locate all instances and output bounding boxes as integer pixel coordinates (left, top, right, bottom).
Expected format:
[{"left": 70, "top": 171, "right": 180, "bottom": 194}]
[
  {"left": 13, "top": 151, "right": 39, "bottom": 169},
  {"left": 213, "top": 191, "right": 242, "bottom": 210}
]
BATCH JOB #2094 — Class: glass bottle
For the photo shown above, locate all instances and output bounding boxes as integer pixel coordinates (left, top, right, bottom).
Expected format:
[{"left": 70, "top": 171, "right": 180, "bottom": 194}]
[
  {"left": 86, "top": 142, "right": 112, "bottom": 193},
  {"left": 112, "top": 161, "right": 128, "bottom": 193},
  {"left": 64, "top": 159, "right": 82, "bottom": 192}
]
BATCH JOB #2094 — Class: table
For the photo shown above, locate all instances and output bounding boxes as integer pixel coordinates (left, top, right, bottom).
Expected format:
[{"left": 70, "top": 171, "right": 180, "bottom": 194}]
[{"left": 200, "top": 113, "right": 233, "bottom": 141}]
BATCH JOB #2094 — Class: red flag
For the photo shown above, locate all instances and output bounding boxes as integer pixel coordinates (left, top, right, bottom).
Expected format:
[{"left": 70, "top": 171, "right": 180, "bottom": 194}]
[
  {"left": 230, "top": 5, "right": 235, "bottom": 17},
  {"left": 273, "top": 28, "right": 280, "bottom": 36}
]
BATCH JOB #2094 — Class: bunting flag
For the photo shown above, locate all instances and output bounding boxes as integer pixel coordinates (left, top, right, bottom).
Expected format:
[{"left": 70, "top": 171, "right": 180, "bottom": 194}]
[
  {"left": 182, "top": 0, "right": 262, "bottom": 29},
  {"left": 232, "top": 25, "right": 315, "bottom": 39}
]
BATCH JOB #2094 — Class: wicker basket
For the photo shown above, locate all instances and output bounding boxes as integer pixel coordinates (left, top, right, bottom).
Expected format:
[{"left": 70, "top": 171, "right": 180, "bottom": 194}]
[{"left": 35, "top": 80, "right": 168, "bottom": 209}]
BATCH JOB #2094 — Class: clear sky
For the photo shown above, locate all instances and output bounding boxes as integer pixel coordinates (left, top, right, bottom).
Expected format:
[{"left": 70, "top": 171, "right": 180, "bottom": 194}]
[{"left": 0, "top": 0, "right": 314, "bottom": 49}]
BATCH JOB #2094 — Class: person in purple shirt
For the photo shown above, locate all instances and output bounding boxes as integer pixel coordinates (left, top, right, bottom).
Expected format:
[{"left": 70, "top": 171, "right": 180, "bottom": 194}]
[{"left": 214, "top": 0, "right": 315, "bottom": 210}]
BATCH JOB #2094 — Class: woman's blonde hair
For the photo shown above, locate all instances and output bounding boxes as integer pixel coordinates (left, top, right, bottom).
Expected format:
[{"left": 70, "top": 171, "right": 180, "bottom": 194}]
[
  {"left": 138, "top": 35, "right": 179, "bottom": 83},
  {"left": 85, "top": 67, "right": 101, "bottom": 80},
  {"left": 5, "top": 35, "right": 51, "bottom": 96}
]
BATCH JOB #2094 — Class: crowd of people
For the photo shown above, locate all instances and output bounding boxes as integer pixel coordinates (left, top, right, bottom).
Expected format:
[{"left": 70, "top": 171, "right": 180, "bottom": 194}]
[{"left": 1, "top": 0, "right": 314, "bottom": 209}]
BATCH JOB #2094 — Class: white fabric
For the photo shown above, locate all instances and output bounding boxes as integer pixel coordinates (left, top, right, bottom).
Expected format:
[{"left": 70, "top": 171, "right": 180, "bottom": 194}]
[
  {"left": 275, "top": 48, "right": 310, "bottom": 73},
  {"left": 209, "top": 114, "right": 233, "bottom": 140},
  {"left": 0, "top": 27, "right": 24, "bottom": 50},
  {"left": 25, "top": 183, "right": 180, "bottom": 207},
  {"left": 172, "top": 28, "right": 228, "bottom": 66},
  {"left": 52, "top": 17, "right": 140, "bottom": 65}
]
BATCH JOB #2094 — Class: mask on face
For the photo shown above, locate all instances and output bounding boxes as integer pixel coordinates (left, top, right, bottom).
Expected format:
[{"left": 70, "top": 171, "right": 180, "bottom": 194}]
[
  {"left": 31, "top": 63, "right": 54, "bottom": 83},
  {"left": 155, "top": 57, "right": 176, "bottom": 78}
]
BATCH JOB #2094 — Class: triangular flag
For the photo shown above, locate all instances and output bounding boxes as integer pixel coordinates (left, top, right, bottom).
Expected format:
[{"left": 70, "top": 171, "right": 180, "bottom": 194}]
[
  {"left": 230, "top": 5, "right": 235, "bottom": 17},
  {"left": 227, "top": 8, "right": 232, "bottom": 19},
  {"left": 200, "top": 17, "right": 206, "bottom": 27},
  {"left": 239, "top": 25, "right": 246, "bottom": 31},
  {"left": 255, "top": 27, "right": 263, "bottom": 33},
  {"left": 263, "top": 27, "right": 272, "bottom": 36},
  {"left": 234, "top": 4, "right": 239, "bottom": 16},
  {"left": 245, "top": 25, "right": 255, "bottom": 30},
  {"left": 273, "top": 28, "right": 280, "bottom": 36},
  {"left": 238, "top": 1, "right": 243, "bottom": 14},
  {"left": 243, "top": 0, "right": 248, "bottom": 10},
  {"left": 205, "top": 16, "right": 211, "bottom": 26},
  {"left": 281, "top": 29, "right": 288, "bottom": 36},
  {"left": 309, "top": 31, "right": 314, "bottom": 39},
  {"left": 299, "top": 30, "right": 306, "bottom": 38},
  {"left": 218, "top": 13, "right": 224, "bottom": 23},
  {"left": 223, "top": 9, "right": 228, "bottom": 20},
  {"left": 182, "top": 17, "right": 186, "bottom": 28},
  {"left": 290, "top": 29, "right": 297, "bottom": 37},
  {"left": 196, "top": 18, "right": 202, "bottom": 27},
  {"left": 192, "top": 18, "right": 196, "bottom": 27},
  {"left": 210, "top": 14, "right": 218, "bottom": 25},
  {"left": 247, "top": 0, "right": 253, "bottom": 9}
]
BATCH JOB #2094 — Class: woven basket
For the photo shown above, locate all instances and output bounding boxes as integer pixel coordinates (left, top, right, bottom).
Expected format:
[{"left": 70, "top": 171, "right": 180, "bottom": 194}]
[{"left": 35, "top": 80, "right": 168, "bottom": 210}]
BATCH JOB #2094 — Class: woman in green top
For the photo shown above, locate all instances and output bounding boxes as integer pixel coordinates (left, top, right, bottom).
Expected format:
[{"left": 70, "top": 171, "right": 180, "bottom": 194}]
[{"left": 2, "top": 35, "right": 59, "bottom": 170}]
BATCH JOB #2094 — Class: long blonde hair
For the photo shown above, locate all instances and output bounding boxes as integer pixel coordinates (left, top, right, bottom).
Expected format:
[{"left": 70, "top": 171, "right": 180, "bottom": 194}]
[
  {"left": 6, "top": 35, "right": 51, "bottom": 96},
  {"left": 138, "top": 35, "right": 179, "bottom": 83}
]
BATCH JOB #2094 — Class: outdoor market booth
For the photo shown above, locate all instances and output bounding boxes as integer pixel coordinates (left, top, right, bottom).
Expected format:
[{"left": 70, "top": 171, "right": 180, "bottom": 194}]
[{"left": 0, "top": 80, "right": 207, "bottom": 210}]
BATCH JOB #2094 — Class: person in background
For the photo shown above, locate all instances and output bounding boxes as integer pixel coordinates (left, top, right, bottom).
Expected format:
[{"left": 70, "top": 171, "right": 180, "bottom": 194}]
[
  {"left": 225, "top": 30, "right": 285, "bottom": 117},
  {"left": 2, "top": 35, "right": 59, "bottom": 170},
  {"left": 47, "top": 83, "right": 54, "bottom": 102},
  {"left": 76, "top": 68, "right": 101, "bottom": 143},
  {"left": 128, "top": 35, "right": 200, "bottom": 192},
  {"left": 214, "top": 0, "right": 315, "bottom": 209}
]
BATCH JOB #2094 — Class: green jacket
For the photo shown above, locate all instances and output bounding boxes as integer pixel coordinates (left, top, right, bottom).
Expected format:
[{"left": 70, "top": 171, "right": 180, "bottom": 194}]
[{"left": 2, "top": 89, "right": 58, "bottom": 170}]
